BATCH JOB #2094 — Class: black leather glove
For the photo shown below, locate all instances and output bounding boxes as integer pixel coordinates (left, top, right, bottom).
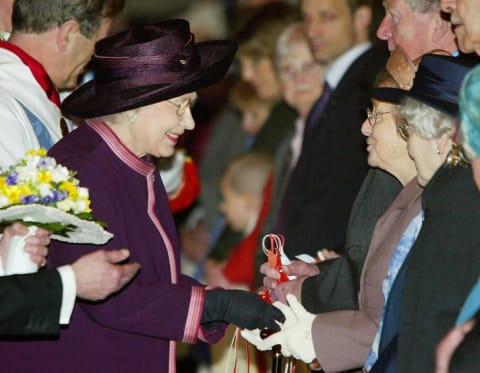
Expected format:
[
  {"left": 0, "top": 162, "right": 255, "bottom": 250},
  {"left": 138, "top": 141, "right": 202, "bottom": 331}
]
[{"left": 201, "top": 289, "right": 285, "bottom": 330}]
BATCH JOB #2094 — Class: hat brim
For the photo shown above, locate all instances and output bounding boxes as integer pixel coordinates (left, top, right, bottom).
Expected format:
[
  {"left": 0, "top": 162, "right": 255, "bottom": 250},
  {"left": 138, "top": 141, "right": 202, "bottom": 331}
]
[
  {"left": 62, "top": 40, "right": 237, "bottom": 119},
  {"left": 372, "top": 87, "right": 458, "bottom": 118}
]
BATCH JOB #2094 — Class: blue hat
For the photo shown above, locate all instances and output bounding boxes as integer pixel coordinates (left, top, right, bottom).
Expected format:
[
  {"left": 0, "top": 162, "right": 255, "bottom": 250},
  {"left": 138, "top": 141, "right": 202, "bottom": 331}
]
[
  {"left": 459, "top": 65, "right": 480, "bottom": 157},
  {"left": 373, "top": 54, "right": 476, "bottom": 118}
]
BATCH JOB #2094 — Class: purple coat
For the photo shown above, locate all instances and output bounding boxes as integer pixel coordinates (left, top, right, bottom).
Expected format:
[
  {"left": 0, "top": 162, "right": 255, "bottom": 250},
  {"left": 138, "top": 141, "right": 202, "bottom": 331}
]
[{"left": 0, "top": 120, "right": 225, "bottom": 372}]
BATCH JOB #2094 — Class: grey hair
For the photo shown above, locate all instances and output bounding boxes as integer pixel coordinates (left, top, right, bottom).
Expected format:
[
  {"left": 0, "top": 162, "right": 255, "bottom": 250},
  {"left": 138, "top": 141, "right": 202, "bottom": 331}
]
[
  {"left": 398, "top": 97, "right": 456, "bottom": 139},
  {"left": 274, "top": 22, "right": 309, "bottom": 71},
  {"left": 12, "top": 0, "right": 125, "bottom": 38},
  {"left": 403, "top": 0, "right": 440, "bottom": 13}
]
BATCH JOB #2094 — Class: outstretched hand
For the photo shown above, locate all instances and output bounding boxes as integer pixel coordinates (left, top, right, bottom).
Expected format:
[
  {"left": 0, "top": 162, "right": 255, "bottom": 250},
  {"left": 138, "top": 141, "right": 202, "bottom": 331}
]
[
  {"left": 72, "top": 249, "right": 140, "bottom": 301},
  {"left": 261, "top": 260, "right": 319, "bottom": 289},
  {"left": 241, "top": 294, "right": 316, "bottom": 363},
  {"left": 201, "top": 289, "right": 285, "bottom": 331}
]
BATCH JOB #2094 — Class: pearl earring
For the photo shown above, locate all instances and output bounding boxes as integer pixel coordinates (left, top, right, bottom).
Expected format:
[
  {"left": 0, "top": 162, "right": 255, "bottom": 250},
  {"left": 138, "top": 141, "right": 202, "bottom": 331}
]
[
  {"left": 128, "top": 115, "right": 136, "bottom": 124},
  {"left": 436, "top": 147, "right": 440, "bottom": 155}
]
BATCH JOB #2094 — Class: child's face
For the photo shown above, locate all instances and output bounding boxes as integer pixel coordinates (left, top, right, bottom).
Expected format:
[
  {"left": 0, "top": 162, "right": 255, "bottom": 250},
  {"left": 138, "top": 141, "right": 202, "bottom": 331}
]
[
  {"left": 241, "top": 103, "right": 270, "bottom": 135},
  {"left": 219, "top": 178, "right": 254, "bottom": 233}
]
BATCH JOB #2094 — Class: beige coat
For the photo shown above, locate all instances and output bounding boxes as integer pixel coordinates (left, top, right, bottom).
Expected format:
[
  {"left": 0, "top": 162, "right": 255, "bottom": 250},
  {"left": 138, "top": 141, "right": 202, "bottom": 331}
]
[{"left": 312, "top": 178, "right": 423, "bottom": 372}]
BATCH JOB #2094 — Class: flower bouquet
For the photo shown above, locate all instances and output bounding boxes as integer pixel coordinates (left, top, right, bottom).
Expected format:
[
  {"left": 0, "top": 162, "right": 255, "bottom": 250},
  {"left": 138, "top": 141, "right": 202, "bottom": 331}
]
[{"left": 0, "top": 149, "right": 113, "bottom": 274}]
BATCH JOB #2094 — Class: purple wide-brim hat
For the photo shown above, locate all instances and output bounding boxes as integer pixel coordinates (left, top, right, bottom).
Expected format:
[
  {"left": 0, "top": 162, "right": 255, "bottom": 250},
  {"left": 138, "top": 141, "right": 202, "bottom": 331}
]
[{"left": 62, "top": 19, "right": 237, "bottom": 119}]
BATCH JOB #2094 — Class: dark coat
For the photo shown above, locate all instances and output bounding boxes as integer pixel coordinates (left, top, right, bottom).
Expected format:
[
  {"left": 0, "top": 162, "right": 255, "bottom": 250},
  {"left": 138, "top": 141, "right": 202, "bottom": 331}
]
[
  {"left": 282, "top": 46, "right": 388, "bottom": 257},
  {"left": 398, "top": 165, "right": 480, "bottom": 372},
  {"left": 302, "top": 169, "right": 402, "bottom": 313},
  {"left": 0, "top": 269, "right": 61, "bottom": 337}
]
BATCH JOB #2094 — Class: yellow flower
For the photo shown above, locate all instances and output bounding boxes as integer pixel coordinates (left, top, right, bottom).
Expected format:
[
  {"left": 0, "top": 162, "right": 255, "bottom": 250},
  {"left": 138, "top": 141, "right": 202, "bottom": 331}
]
[
  {"left": 5, "top": 185, "right": 29, "bottom": 204},
  {"left": 59, "top": 181, "right": 79, "bottom": 199},
  {"left": 37, "top": 170, "right": 51, "bottom": 184},
  {"left": 26, "top": 148, "right": 47, "bottom": 157}
]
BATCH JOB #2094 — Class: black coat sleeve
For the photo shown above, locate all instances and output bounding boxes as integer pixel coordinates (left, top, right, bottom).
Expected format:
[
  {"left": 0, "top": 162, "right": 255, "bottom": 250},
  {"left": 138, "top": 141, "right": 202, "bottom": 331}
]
[{"left": 0, "top": 269, "right": 62, "bottom": 337}]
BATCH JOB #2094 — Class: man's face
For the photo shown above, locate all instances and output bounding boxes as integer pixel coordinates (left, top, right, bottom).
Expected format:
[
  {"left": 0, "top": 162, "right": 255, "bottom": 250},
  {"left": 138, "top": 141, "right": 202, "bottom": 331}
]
[
  {"left": 56, "top": 18, "right": 112, "bottom": 91},
  {"left": 301, "top": 0, "right": 357, "bottom": 64},
  {"left": 441, "top": 0, "right": 480, "bottom": 54},
  {"left": 377, "top": 0, "right": 440, "bottom": 60}
]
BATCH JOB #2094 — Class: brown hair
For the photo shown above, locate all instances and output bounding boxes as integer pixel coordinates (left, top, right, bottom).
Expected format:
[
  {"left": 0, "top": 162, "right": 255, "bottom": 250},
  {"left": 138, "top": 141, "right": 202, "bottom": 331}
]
[{"left": 235, "top": 2, "right": 300, "bottom": 60}]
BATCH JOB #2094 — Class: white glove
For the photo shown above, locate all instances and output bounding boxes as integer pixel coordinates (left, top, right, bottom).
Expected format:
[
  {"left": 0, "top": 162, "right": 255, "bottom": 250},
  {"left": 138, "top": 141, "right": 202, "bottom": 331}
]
[{"left": 241, "top": 294, "right": 316, "bottom": 363}]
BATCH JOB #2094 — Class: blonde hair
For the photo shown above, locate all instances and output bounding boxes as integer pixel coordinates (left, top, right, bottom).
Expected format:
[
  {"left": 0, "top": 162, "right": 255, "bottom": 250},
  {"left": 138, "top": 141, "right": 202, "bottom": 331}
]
[{"left": 222, "top": 151, "right": 273, "bottom": 197}]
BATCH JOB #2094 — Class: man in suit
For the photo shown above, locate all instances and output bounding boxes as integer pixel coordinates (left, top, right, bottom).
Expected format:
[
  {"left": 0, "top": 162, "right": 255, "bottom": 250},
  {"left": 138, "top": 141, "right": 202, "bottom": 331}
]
[
  {"left": 0, "top": 223, "right": 140, "bottom": 337},
  {"left": 279, "top": 0, "right": 385, "bottom": 259}
]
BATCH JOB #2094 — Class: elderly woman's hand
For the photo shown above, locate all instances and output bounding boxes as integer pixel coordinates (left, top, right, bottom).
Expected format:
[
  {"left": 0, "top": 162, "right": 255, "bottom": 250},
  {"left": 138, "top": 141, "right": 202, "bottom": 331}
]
[
  {"left": 0, "top": 223, "right": 51, "bottom": 268},
  {"left": 261, "top": 260, "right": 319, "bottom": 289}
]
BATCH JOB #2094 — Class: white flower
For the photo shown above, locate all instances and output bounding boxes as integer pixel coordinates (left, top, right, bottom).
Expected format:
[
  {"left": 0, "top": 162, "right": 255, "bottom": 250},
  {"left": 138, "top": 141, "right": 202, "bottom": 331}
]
[
  {"left": 56, "top": 199, "right": 75, "bottom": 212},
  {"left": 78, "top": 187, "right": 89, "bottom": 199},
  {"left": 0, "top": 196, "right": 9, "bottom": 208},
  {"left": 50, "top": 166, "right": 70, "bottom": 183},
  {"left": 38, "top": 183, "right": 52, "bottom": 197}
]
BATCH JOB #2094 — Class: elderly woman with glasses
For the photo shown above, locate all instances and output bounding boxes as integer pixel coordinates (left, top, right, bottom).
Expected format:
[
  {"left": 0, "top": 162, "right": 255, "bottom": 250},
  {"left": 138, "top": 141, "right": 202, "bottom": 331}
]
[
  {"left": 243, "top": 55, "right": 420, "bottom": 370},
  {"left": 0, "top": 20, "right": 286, "bottom": 372},
  {"left": 243, "top": 53, "right": 476, "bottom": 373},
  {"left": 367, "top": 54, "right": 479, "bottom": 373}
]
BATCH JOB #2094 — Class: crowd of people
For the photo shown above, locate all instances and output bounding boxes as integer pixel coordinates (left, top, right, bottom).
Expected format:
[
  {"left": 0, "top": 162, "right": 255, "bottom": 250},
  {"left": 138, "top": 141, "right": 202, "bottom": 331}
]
[{"left": 0, "top": 0, "right": 480, "bottom": 372}]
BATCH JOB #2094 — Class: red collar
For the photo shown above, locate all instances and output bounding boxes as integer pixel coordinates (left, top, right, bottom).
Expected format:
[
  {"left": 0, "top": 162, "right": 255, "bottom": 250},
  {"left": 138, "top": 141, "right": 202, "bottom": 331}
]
[{"left": 0, "top": 40, "right": 60, "bottom": 108}]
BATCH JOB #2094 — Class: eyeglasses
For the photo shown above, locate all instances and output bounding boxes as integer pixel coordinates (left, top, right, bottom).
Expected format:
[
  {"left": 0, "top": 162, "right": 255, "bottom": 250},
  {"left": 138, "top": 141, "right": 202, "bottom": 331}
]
[
  {"left": 167, "top": 98, "right": 195, "bottom": 116},
  {"left": 366, "top": 108, "right": 391, "bottom": 127},
  {"left": 397, "top": 119, "right": 411, "bottom": 141}
]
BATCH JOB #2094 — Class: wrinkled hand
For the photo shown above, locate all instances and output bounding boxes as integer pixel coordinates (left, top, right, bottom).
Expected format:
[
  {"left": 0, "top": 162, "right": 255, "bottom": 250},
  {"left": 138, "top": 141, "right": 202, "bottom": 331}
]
[
  {"left": 202, "top": 289, "right": 285, "bottom": 330},
  {"left": 435, "top": 318, "right": 476, "bottom": 373},
  {"left": 269, "top": 276, "right": 309, "bottom": 304},
  {"left": 261, "top": 260, "right": 319, "bottom": 289},
  {"left": 241, "top": 294, "right": 316, "bottom": 363},
  {"left": 0, "top": 223, "right": 50, "bottom": 267},
  {"left": 72, "top": 249, "right": 140, "bottom": 301}
]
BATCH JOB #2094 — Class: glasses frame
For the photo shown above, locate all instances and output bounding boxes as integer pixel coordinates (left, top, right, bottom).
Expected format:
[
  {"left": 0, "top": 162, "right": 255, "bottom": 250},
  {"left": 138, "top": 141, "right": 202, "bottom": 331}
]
[
  {"left": 167, "top": 98, "right": 194, "bottom": 116},
  {"left": 366, "top": 108, "right": 391, "bottom": 127}
]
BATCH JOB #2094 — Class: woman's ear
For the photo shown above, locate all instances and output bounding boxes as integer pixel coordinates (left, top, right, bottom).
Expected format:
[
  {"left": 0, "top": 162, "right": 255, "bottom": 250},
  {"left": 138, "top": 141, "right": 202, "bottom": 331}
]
[
  {"left": 124, "top": 109, "right": 139, "bottom": 125},
  {"left": 436, "top": 132, "right": 453, "bottom": 155}
]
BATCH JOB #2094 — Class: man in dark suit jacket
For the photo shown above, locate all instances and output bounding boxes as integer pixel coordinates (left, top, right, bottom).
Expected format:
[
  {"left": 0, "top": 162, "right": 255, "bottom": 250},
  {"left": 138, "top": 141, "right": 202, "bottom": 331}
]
[
  {"left": 280, "top": 0, "right": 388, "bottom": 259},
  {"left": 0, "top": 224, "right": 140, "bottom": 337}
]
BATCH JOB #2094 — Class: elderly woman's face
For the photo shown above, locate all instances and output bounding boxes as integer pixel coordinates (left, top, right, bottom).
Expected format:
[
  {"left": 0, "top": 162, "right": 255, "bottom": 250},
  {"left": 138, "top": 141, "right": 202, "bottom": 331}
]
[
  {"left": 277, "top": 40, "right": 324, "bottom": 118},
  {"left": 407, "top": 131, "right": 446, "bottom": 186},
  {"left": 361, "top": 100, "right": 408, "bottom": 173},
  {"left": 130, "top": 92, "right": 196, "bottom": 157}
]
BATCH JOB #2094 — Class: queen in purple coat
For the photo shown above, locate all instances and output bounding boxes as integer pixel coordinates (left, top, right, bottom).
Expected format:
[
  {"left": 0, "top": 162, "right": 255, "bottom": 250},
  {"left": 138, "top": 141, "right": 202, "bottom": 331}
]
[{"left": 0, "top": 20, "right": 284, "bottom": 373}]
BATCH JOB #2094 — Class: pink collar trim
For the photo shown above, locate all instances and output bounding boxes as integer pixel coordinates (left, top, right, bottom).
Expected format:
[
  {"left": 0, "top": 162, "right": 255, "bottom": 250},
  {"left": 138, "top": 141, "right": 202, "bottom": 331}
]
[{"left": 87, "top": 119, "right": 155, "bottom": 175}]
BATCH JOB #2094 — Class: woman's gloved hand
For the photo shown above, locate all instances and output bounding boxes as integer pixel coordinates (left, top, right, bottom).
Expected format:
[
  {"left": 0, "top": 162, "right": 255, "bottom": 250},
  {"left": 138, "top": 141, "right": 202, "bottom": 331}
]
[
  {"left": 241, "top": 294, "right": 316, "bottom": 363},
  {"left": 201, "top": 289, "right": 285, "bottom": 330}
]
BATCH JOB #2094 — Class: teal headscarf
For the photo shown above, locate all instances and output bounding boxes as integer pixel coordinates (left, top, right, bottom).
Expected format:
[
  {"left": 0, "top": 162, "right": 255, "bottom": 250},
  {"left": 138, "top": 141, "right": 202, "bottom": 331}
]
[{"left": 460, "top": 65, "right": 480, "bottom": 157}]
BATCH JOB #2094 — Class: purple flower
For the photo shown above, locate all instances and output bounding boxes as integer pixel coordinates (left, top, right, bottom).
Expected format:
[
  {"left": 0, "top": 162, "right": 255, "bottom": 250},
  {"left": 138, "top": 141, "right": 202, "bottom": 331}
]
[
  {"left": 41, "top": 195, "right": 53, "bottom": 204},
  {"left": 21, "top": 195, "right": 40, "bottom": 204},
  {"left": 6, "top": 172, "right": 18, "bottom": 185},
  {"left": 52, "top": 189, "right": 68, "bottom": 202}
]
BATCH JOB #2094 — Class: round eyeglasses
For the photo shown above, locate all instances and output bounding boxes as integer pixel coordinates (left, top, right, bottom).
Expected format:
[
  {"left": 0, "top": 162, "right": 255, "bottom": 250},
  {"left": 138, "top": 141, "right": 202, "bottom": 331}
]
[
  {"left": 167, "top": 98, "right": 195, "bottom": 116},
  {"left": 366, "top": 108, "right": 391, "bottom": 127},
  {"left": 397, "top": 119, "right": 411, "bottom": 141}
]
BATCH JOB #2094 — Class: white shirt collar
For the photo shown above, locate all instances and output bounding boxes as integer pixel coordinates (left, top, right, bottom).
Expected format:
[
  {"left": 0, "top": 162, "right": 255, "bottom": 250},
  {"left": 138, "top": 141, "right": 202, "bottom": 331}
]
[{"left": 325, "top": 42, "right": 372, "bottom": 88}]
